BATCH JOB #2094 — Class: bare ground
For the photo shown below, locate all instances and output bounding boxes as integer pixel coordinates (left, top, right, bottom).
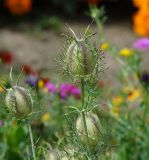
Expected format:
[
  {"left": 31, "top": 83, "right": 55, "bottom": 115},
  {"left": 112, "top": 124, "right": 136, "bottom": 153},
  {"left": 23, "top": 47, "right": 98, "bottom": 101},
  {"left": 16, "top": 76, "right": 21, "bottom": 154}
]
[{"left": 0, "top": 21, "right": 148, "bottom": 82}]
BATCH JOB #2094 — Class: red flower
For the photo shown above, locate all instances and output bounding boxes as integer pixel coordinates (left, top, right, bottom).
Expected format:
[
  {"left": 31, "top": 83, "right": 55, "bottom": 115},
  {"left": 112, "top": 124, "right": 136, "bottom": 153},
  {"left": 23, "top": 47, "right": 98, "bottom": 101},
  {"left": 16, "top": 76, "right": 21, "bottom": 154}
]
[
  {"left": 5, "top": 0, "right": 32, "bottom": 15},
  {"left": 86, "top": 0, "right": 102, "bottom": 5},
  {"left": 22, "top": 64, "right": 38, "bottom": 75},
  {"left": 0, "top": 50, "right": 13, "bottom": 64},
  {"left": 41, "top": 78, "right": 49, "bottom": 84}
]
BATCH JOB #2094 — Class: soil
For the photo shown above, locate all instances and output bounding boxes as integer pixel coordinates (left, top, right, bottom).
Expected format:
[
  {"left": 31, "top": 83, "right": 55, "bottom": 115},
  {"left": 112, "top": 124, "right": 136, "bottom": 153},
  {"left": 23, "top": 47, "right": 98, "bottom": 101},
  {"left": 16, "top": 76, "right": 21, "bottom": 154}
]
[{"left": 0, "top": 20, "right": 148, "bottom": 83}]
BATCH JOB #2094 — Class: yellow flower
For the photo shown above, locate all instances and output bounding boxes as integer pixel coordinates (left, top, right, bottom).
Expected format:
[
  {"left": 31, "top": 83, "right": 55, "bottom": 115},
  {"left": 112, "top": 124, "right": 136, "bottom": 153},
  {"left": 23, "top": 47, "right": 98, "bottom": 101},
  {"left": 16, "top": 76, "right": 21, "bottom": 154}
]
[
  {"left": 100, "top": 42, "right": 110, "bottom": 51},
  {"left": 119, "top": 48, "right": 134, "bottom": 57},
  {"left": 38, "top": 80, "right": 44, "bottom": 88},
  {"left": 41, "top": 112, "right": 50, "bottom": 122},
  {"left": 127, "top": 89, "right": 141, "bottom": 102},
  {"left": 112, "top": 96, "right": 123, "bottom": 106}
]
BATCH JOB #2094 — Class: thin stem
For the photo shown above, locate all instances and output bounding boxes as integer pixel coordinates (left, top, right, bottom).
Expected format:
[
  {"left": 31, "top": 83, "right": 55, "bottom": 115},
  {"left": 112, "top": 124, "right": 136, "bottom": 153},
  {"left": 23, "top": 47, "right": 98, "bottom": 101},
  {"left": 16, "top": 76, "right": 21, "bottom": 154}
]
[
  {"left": 81, "top": 78, "right": 90, "bottom": 152},
  {"left": 10, "top": 67, "right": 13, "bottom": 86},
  {"left": 28, "top": 124, "right": 36, "bottom": 160},
  {"left": 16, "top": 67, "right": 24, "bottom": 86},
  {"left": 94, "top": 17, "right": 105, "bottom": 43},
  {"left": 142, "top": 88, "right": 149, "bottom": 126}
]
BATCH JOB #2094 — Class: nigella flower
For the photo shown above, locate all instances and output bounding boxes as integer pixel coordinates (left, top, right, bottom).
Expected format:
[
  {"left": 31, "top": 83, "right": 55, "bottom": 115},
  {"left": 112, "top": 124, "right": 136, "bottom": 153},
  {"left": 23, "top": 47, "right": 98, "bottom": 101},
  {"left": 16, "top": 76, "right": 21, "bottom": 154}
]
[
  {"left": 59, "top": 83, "right": 80, "bottom": 100},
  {"left": 45, "top": 82, "right": 56, "bottom": 93},
  {"left": 26, "top": 74, "right": 39, "bottom": 87},
  {"left": 133, "top": 38, "right": 149, "bottom": 50}
]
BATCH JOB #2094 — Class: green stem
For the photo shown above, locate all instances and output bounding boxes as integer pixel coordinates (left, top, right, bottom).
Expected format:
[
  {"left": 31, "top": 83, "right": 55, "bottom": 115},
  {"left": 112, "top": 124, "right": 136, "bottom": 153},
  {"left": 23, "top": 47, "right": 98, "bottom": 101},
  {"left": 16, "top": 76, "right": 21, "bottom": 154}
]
[
  {"left": 81, "top": 78, "right": 90, "bottom": 151},
  {"left": 28, "top": 124, "right": 36, "bottom": 160},
  {"left": 143, "top": 88, "right": 149, "bottom": 126},
  {"left": 95, "top": 19, "right": 105, "bottom": 43}
]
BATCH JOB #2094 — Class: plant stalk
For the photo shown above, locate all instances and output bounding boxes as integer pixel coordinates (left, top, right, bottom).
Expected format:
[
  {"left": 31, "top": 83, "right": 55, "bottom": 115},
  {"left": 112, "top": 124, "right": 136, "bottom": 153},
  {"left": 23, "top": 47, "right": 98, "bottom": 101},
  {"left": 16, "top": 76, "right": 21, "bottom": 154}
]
[
  {"left": 28, "top": 124, "right": 36, "bottom": 160},
  {"left": 81, "top": 78, "right": 90, "bottom": 152},
  {"left": 143, "top": 87, "right": 149, "bottom": 126}
]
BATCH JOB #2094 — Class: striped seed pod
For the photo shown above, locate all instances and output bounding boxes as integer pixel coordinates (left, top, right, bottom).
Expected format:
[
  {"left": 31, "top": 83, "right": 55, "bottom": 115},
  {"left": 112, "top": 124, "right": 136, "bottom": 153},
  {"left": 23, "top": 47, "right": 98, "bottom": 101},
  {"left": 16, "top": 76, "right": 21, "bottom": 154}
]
[
  {"left": 66, "top": 40, "right": 96, "bottom": 76},
  {"left": 76, "top": 113, "right": 102, "bottom": 146},
  {"left": 5, "top": 86, "right": 33, "bottom": 118}
]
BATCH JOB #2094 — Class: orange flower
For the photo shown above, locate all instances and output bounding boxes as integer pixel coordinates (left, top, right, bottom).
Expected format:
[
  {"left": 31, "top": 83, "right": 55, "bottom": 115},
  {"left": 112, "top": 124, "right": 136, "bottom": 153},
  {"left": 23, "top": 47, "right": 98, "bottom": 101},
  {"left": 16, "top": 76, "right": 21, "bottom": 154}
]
[
  {"left": 133, "top": 0, "right": 149, "bottom": 9},
  {"left": 127, "top": 89, "right": 141, "bottom": 102},
  {"left": 133, "top": 8, "right": 149, "bottom": 36},
  {"left": 133, "top": 0, "right": 149, "bottom": 36},
  {"left": 5, "top": 0, "right": 32, "bottom": 15}
]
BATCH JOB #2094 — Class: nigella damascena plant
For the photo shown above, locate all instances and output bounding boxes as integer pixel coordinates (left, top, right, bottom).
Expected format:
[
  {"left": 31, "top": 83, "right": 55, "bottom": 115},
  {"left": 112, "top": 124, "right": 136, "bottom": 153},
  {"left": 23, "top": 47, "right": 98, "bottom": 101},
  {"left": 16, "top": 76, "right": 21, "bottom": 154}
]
[
  {"left": 5, "top": 86, "right": 33, "bottom": 118},
  {"left": 62, "top": 27, "right": 102, "bottom": 78},
  {"left": 76, "top": 112, "right": 102, "bottom": 147}
]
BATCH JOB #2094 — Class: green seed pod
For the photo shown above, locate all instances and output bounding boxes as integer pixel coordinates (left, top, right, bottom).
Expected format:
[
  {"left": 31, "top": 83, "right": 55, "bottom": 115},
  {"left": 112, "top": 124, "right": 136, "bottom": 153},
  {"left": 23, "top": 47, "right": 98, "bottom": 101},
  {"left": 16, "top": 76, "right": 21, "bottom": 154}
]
[
  {"left": 76, "top": 113, "right": 102, "bottom": 146},
  {"left": 45, "top": 150, "right": 58, "bottom": 160},
  {"left": 5, "top": 86, "right": 33, "bottom": 118},
  {"left": 66, "top": 40, "right": 96, "bottom": 76}
]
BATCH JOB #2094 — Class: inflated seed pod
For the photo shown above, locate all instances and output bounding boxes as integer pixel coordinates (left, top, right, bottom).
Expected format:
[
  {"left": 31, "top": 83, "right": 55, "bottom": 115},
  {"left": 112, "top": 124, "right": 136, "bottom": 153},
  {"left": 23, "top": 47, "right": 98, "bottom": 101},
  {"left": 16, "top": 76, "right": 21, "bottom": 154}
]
[
  {"left": 66, "top": 40, "right": 96, "bottom": 76},
  {"left": 5, "top": 86, "right": 33, "bottom": 117},
  {"left": 76, "top": 113, "right": 102, "bottom": 146},
  {"left": 45, "top": 150, "right": 58, "bottom": 160}
]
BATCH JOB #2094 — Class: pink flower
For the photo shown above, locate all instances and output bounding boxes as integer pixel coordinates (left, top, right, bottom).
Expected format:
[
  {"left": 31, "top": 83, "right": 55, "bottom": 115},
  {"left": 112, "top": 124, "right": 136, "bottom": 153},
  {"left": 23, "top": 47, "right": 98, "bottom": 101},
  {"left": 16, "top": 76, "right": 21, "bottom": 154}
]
[
  {"left": 59, "top": 83, "right": 80, "bottom": 99},
  {"left": 45, "top": 82, "right": 56, "bottom": 93},
  {"left": 133, "top": 38, "right": 149, "bottom": 50}
]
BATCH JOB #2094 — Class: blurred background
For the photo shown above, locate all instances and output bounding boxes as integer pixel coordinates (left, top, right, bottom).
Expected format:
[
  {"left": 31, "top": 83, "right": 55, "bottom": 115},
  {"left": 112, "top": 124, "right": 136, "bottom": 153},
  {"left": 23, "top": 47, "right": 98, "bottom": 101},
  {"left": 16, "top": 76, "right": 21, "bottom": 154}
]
[
  {"left": 1, "top": 1, "right": 149, "bottom": 160},
  {"left": 0, "top": 0, "right": 148, "bottom": 79}
]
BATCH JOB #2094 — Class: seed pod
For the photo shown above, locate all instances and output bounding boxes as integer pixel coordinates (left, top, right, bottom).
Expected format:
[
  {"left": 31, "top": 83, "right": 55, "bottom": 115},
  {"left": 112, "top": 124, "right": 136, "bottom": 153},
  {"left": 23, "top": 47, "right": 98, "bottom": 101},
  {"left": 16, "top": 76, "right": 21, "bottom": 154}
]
[
  {"left": 5, "top": 86, "right": 33, "bottom": 118},
  {"left": 76, "top": 113, "right": 102, "bottom": 146},
  {"left": 45, "top": 150, "right": 58, "bottom": 160},
  {"left": 66, "top": 40, "right": 96, "bottom": 76}
]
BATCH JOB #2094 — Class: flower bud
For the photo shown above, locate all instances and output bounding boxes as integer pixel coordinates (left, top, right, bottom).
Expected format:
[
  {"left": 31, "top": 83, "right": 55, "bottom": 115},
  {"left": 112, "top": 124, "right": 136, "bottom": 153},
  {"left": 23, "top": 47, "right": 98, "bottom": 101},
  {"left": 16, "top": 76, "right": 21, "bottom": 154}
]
[
  {"left": 5, "top": 86, "right": 33, "bottom": 117},
  {"left": 66, "top": 40, "right": 96, "bottom": 76},
  {"left": 76, "top": 113, "right": 102, "bottom": 146}
]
